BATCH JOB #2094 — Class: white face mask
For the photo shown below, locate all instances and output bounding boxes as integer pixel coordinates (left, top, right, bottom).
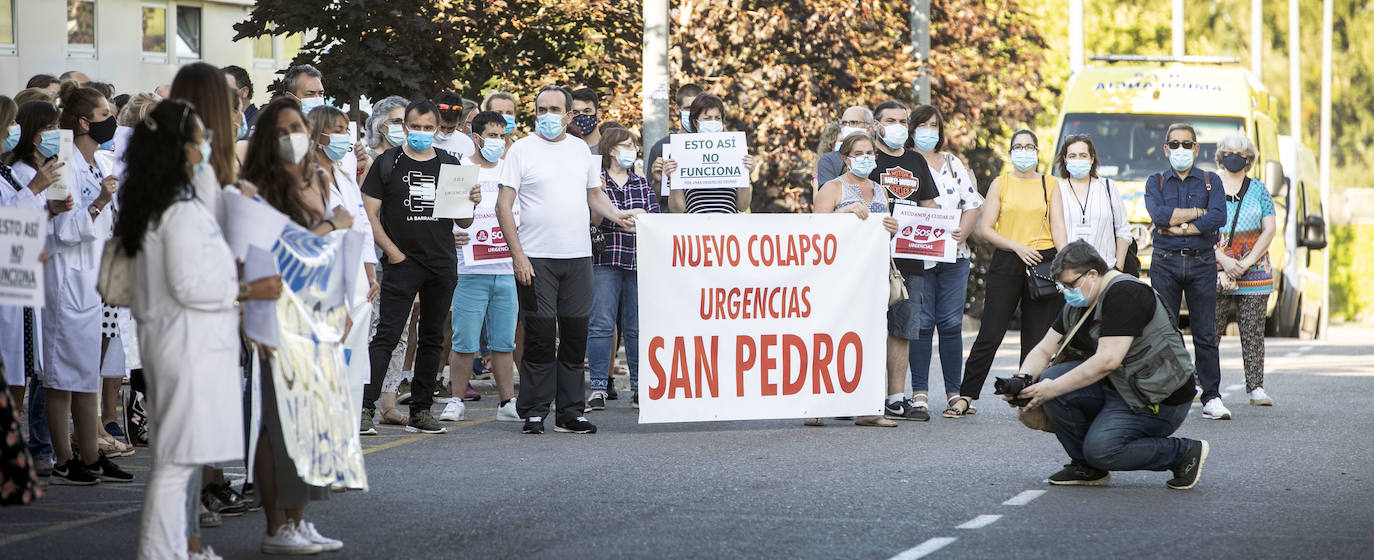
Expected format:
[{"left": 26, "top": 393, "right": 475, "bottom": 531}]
[
  {"left": 278, "top": 132, "right": 310, "bottom": 164},
  {"left": 698, "top": 120, "right": 725, "bottom": 134}
]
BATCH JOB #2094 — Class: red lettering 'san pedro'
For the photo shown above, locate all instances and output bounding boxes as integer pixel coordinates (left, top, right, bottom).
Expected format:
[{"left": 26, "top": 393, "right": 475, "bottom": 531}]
[{"left": 648, "top": 333, "right": 862, "bottom": 401}]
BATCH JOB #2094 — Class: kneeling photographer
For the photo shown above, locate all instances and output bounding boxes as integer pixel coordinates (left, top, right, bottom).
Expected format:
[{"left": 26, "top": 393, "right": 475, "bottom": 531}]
[{"left": 1003, "top": 241, "right": 1210, "bottom": 490}]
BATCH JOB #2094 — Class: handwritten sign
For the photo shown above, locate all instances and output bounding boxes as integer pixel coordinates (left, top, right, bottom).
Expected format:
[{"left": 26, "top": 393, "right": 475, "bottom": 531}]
[
  {"left": 668, "top": 131, "right": 748, "bottom": 190},
  {"left": 0, "top": 206, "right": 47, "bottom": 307},
  {"left": 432, "top": 163, "right": 478, "bottom": 219},
  {"left": 891, "top": 204, "right": 959, "bottom": 263}
]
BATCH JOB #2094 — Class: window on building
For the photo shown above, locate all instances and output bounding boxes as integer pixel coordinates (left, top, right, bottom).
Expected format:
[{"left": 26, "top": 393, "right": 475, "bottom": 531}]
[
  {"left": 282, "top": 33, "right": 303, "bottom": 61},
  {"left": 0, "top": 0, "right": 15, "bottom": 56},
  {"left": 175, "top": 5, "right": 201, "bottom": 60},
  {"left": 66, "top": 0, "right": 96, "bottom": 58},
  {"left": 141, "top": 3, "right": 167, "bottom": 58}
]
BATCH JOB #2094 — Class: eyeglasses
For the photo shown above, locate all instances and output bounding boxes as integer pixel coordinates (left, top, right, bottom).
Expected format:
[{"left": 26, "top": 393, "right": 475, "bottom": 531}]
[
  {"left": 1055, "top": 271, "right": 1087, "bottom": 292},
  {"left": 1166, "top": 140, "right": 1197, "bottom": 150},
  {"left": 838, "top": 120, "right": 869, "bottom": 127},
  {"left": 1011, "top": 144, "right": 1037, "bottom": 151}
]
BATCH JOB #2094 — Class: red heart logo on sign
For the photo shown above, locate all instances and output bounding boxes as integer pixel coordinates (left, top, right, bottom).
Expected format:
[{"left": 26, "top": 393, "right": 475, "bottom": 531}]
[{"left": 933, "top": 228, "right": 946, "bottom": 238}]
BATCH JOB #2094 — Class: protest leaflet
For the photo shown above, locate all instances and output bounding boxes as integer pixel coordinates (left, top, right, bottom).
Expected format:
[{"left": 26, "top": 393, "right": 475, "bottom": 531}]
[
  {"left": 890, "top": 205, "right": 960, "bottom": 263},
  {"left": 636, "top": 214, "right": 888, "bottom": 423},
  {"left": 46, "top": 130, "right": 74, "bottom": 201},
  {"left": 460, "top": 182, "right": 517, "bottom": 266},
  {"left": 0, "top": 206, "right": 47, "bottom": 307},
  {"left": 433, "top": 163, "right": 478, "bottom": 220},
  {"left": 667, "top": 131, "right": 749, "bottom": 190}
]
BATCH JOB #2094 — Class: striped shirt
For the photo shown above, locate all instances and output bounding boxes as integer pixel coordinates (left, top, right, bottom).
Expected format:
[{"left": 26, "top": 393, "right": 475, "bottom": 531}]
[{"left": 685, "top": 188, "right": 739, "bottom": 214}]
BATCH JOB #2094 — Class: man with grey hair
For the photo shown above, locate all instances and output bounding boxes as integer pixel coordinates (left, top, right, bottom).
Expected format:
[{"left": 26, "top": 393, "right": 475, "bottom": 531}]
[
  {"left": 282, "top": 64, "right": 326, "bottom": 113},
  {"left": 1009, "top": 240, "right": 1209, "bottom": 490},
  {"left": 1143, "top": 123, "right": 1228, "bottom": 420},
  {"left": 816, "top": 105, "right": 874, "bottom": 186}
]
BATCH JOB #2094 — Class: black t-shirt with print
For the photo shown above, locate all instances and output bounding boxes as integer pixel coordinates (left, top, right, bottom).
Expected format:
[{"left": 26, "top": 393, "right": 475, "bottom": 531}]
[
  {"left": 360, "top": 150, "right": 456, "bottom": 275},
  {"left": 869, "top": 148, "right": 939, "bottom": 276}
]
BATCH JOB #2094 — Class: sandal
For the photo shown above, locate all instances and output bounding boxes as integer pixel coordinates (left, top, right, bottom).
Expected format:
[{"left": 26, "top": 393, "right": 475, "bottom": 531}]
[
  {"left": 379, "top": 408, "right": 408, "bottom": 425},
  {"left": 943, "top": 396, "right": 972, "bottom": 419},
  {"left": 199, "top": 507, "right": 221, "bottom": 528},
  {"left": 854, "top": 415, "right": 898, "bottom": 427},
  {"left": 803, "top": 417, "right": 824, "bottom": 427}
]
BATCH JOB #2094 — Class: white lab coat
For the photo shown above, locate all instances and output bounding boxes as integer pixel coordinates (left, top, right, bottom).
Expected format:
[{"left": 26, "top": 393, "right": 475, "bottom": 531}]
[
  {"left": 131, "top": 198, "right": 244, "bottom": 464},
  {"left": 329, "top": 164, "right": 375, "bottom": 410},
  {"left": 0, "top": 162, "right": 46, "bottom": 386},
  {"left": 41, "top": 148, "right": 110, "bottom": 393}
]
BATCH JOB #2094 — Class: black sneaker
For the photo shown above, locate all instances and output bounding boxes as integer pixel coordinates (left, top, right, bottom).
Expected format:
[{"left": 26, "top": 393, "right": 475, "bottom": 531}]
[
  {"left": 631, "top": 392, "right": 639, "bottom": 409},
  {"left": 50, "top": 458, "right": 100, "bottom": 486},
  {"left": 204, "top": 483, "right": 250, "bottom": 516},
  {"left": 554, "top": 416, "right": 597, "bottom": 434},
  {"left": 522, "top": 417, "right": 545, "bottom": 435},
  {"left": 89, "top": 453, "right": 134, "bottom": 483},
  {"left": 125, "top": 391, "right": 150, "bottom": 447},
  {"left": 1167, "top": 440, "right": 1210, "bottom": 490},
  {"left": 606, "top": 384, "right": 619, "bottom": 400},
  {"left": 884, "top": 399, "right": 926, "bottom": 421},
  {"left": 1047, "top": 463, "right": 1111, "bottom": 486},
  {"left": 586, "top": 391, "right": 607, "bottom": 411}
]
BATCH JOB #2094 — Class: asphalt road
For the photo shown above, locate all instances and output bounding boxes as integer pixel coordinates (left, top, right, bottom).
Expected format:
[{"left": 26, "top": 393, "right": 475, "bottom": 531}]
[{"left": 3, "top": 328, "right": 1372, "bottom": 559}]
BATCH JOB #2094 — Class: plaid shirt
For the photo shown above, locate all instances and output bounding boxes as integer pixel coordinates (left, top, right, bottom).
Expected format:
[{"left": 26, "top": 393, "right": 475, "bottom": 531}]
[{"left": 595, "top": 169, "right": 659, "bottom": 270}]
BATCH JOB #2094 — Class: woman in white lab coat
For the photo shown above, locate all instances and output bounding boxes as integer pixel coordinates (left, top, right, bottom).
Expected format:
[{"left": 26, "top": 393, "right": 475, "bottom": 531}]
[
  {"left": 40, "top": 82, "right": 131, "bottom": 485},
  {"left": 120, "top": 99, "right": 282, "bottom": 560}
]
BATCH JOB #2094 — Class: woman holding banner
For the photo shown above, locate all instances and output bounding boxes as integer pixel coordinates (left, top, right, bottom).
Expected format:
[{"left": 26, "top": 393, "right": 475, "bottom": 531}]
[{"left": 807, "top": 133, "right": 899, "bottom": 428}]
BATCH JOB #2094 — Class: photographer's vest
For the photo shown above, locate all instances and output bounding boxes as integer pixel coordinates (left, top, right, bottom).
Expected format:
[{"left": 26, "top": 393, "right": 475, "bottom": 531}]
[{"left": 1061, "top": 271, "right": 1195, "bottom": 412}]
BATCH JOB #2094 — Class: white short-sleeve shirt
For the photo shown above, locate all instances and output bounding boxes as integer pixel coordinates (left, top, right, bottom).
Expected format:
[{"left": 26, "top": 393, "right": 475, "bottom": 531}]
[{"left": 498, "top": 134, "right": 598, "bottom": 259}]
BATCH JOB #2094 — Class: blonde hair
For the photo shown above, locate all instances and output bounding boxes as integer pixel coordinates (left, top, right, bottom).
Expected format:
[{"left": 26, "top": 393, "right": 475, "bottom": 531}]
[{"left": 117, "top": 93, "right": 160, "bottom": 127}]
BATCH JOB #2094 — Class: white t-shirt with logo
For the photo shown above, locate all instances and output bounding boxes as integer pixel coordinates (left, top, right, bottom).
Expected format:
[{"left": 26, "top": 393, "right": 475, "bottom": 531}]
[
  {"left": 498, "top": 134, "right": 598, "bottom": 259},
  {"left": 455, "top": 157, "right": 515, "bottom": 275}
]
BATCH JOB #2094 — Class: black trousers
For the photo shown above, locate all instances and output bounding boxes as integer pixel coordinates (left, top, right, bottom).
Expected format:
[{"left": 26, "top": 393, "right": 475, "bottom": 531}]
[
  {"left": 515, "top": 257, "right": 593, "bottom": 424},
  {"left": 363, "top": 258, "right": 457, "bottom": 415},
  {"left": 960, "top": 249, "right": 1063, "bottom": 399}
]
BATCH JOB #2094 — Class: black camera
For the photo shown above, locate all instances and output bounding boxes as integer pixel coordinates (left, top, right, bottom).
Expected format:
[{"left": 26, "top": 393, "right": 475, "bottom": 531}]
[{"left": 994, "top": 373, "right": 1035, "bottom": 407}]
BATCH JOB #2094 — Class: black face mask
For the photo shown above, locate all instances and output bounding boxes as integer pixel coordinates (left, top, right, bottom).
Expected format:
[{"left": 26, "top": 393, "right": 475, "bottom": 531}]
[{"left": 86, "top": 116, "right": 117, "bottom": 145}]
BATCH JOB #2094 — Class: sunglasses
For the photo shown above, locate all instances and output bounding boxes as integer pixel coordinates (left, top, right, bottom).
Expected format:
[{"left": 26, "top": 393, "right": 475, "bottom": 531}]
[
  {"left": 437, "top": 103, "right": 459, "bottom": 112},
  {"left": 1166, "top": 140, "right": 1197, "bottom": 150}
]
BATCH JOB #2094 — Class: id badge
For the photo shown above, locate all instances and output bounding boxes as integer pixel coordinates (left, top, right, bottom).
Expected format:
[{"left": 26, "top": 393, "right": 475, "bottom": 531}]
[{"left": 1074, "top": 222, "right": 1092, "bottom": 240}]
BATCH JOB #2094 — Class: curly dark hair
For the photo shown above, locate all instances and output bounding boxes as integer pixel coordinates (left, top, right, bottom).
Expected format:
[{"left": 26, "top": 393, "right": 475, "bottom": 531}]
[
  {"left": 113, "top": 99, "right": 201, "bottom": 256},
  {"left": 241, "top": 96, "right": 316, "bottom": 227}
]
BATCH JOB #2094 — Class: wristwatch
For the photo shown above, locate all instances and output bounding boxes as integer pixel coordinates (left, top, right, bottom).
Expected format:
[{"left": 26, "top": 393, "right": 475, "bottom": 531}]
[{"left": 238, "top": 282, "right": 250, "bottom": 301}]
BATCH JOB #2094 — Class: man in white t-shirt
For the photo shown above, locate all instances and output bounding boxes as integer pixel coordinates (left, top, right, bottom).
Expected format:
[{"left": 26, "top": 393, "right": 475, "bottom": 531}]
[
  {"left": 496, "top": 85, "right": 639, "bottom": 435},
  {"left": 434, "top": 91, "right": 477, "bottom": 160}
]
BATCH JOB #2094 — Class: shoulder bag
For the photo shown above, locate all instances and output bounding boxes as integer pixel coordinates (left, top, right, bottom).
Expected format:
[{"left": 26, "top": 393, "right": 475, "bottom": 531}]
[
  {"left": 1018, "top": 277, "right": 1106, "bottom": 433},
  {"left": 97, "top": 237, "right": 133, "bottom": 307},
  {"left": 1025, "top": 175, "right": 1059, "bottom": 301},
  {"left": 1106, "top": 178, "right": 1141, "bottom": 277},
  {"left": 1217, "top": 178, "right": 1251, "bottom": 294}
]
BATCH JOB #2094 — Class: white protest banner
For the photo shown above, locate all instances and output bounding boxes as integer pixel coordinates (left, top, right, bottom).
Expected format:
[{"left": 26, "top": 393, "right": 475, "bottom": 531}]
[
  {"left": 46, "top": 130, "right": 74, "bottom": 201},
  {"left": 432, "top": 163, "right": 478, "bottom": 219},
  {"left": 0, "top": 206, "right": 47, "bottom": 307},
  {"left": 636, "top": 214, "right": 888, "bottom": 423},
  {"left": 459, "top": 182, "right": 517, "bottom": 266},
  {"left": 668, "top": 131, "right": 748, "bottom": 190},
  {"left": 890, "top": 204, "right": 959, "bottom": 263},
  {"left": 220, "top": 191, "right": 291, "bottom": 261}
]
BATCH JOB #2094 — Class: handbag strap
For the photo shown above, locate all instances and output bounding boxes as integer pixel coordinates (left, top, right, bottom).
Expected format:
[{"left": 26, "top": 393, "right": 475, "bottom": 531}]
[
  {"left": 1223, "top": 177, "right": 1251, "bottom": 249},
  {"left": 1048, "top": 271, "right": 1110, "bottom": 365},
  {"left": 1031, "top": 175, "right": 1049, "bottom": 253}
]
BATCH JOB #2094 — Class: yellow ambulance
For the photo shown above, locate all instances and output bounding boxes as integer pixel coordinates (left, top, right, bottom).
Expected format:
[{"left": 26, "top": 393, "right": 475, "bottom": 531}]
[{"left": 1051, "top": 57, "right": 1325, "bottom": 337}]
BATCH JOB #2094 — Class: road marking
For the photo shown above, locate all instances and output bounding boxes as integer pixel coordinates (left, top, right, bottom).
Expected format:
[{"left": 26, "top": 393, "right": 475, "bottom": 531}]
[
  {"left": 1299, "top": 345, "right": 1314, "bottom": 352},
  {"left": 888, "top": 537, "right": 958, "bottom": 560},
  {"left": 1002, "top": 490, "right": 1046, "bottom": 506},
  {"left": 0, "top": 506, "right": 140, "bottom": 547},
  {"left": 956, "top": 514, "right": 1002, "bottom": 529},
  {"left": 362, "top": 417, "right": 494, "bottom": 455}
]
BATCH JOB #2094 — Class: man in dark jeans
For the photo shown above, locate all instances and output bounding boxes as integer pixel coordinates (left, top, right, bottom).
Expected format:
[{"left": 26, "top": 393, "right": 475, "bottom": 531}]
[
  {"left": 1144, "top": 123, "right": 1228, "bottom": 420},
  {"left": 1010, "top": 241, "right": 1209, "bottom": 490},
  {"left": 361, "top": 100, "right": 478, "bottom": 434}
]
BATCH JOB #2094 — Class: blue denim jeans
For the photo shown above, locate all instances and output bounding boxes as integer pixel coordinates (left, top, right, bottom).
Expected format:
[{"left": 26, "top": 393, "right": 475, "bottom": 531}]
[
  {"left": 1149, "top": 249, "right": 1221, "bottom": 402},
  {"left": 1039, "top": 361, "right": 1193, "bottom": 472},
  {"left": 27, "top": 380, "right": 52, "bottom": 461},
  {"left": 910, "top": 258, "right": 970, "bottom": 394},
  {"left": 588, "top": 266, "right": 639, "bottom": 393}
]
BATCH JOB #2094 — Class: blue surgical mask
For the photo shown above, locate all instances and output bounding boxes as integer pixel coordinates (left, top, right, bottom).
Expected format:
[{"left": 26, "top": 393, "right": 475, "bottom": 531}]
[
  {"left": 1169, "top": 148, "right": 1194, "bottom": 172},
  {"left": 322, "top": 133, "right": 352, "bottom": 161},
  {"left": 1063, "top": 286, "right": 1089, "bottom": 308},
  {"left": 615, "top": 148, "right": 637, "bottom": 169},
  {"left": 300, "top": 97, "right": 326, "bottom": 114},
  {"left": 697, "top": 120, "right": 724, "bottom": 134},
  {"left": 536, "top": 113, "right": 565, "bottom": 140},
  {"left": 407, "top": 130, "right": 435, "bottom": 152},
  {"left": 680, "top": 110, "right": 693, "bottom": 132},
  {"left": 37, "top": 130, "right": 61, "bottom": 159},
  {"left": 1066, "top": 159, "right": 1092, "bottom": 179},
  {"left": 1010, "top": 148, "right": 1038, "bottom": 171},
  {"left": 194, "top": 139, "right": 212, "bottom": 176},
  {"left": 501, "top": 114, "right": 516, "bottom": 135},
  {"left": 99, "top": 138, "right": 115, "bottom": 151},
  {"left": 237, "top": 120, "right": 249, "bottom": 141},
  {"left": 3, "top": 124, "right": 21, "bottom": 153},
  {"left": 849, "top": 154, "right": 877, "bottom": 177},
  {"left": 480, "top": 137, "right": 505, "bottom": 161},
  {"left": 881, "top": 123, "right": 908, "bottom": 149},
  {"left": 1221, "top": 153, "right": 1248, "bottom": 173},
  {"left": 913, "top": 128, "right": 940, "bottom": 152},
  {"left": 386, "top": 124, "right": 405, "bottom": 147}
]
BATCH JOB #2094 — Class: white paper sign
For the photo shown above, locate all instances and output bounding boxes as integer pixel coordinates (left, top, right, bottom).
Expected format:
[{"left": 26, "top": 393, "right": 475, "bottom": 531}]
[
  {"left": 432, "top": 163, "right": 478, "bottom": 219},
  {"left": 0, "top": 206, "right": 48, "bottom": 307},
  {"left": 46, "top": 130, "right": 74, "bottom": 201},
  {"left": 636, "top": 214, "right": 888, "bottom": 423},
  {"left": 668, "top": 131, "right": 748, "bottom": 190},
  {"left": 890, "top": 204, "right": 960, "bottom": 263},
  {"left": 459, "top": 182, "right": 517, "bottom": 266},
  {"left": 220, "top": 191, "right": 291, "bottom": 261}
]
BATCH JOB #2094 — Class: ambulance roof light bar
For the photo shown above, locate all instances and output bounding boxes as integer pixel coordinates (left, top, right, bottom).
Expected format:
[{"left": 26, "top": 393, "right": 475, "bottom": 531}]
[{"left": 1091, "top": 55, "right": 1242, "bottom": 65}]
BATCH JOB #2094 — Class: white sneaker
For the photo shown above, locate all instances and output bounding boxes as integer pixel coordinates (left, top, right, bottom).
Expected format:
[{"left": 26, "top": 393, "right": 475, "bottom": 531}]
[
  {"left": 1201, "top": 398, "right": 1232, "bottom": 420},
  {"left": 439, "top": 400, "right": 466, "bottom": 422},
  {"left": 1248, "top": 387, "right": 1273, "bottom": 406},
  {"left": 296, "top": 520, "right": 344, "bottom": 552},
  {"left": 261, "top": 523, "right": 324, "bottom": 555},
  {"left": 189, "top": 546, "right": 224, "bottom": 560},
  {"left": 496, "top": 399, "right": 521, "bottom": 422}
]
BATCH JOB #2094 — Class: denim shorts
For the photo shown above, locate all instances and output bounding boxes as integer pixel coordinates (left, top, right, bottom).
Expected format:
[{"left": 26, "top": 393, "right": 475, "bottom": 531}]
[
  {"left": 887, "top": 273, "right": 925, "bottom": 340},
  {"left": 450, "top": 274, "right": 518, "bottom": 353}
]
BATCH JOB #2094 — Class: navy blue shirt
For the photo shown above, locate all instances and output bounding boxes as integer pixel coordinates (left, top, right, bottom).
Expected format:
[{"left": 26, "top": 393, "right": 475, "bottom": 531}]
[{"left": 1144, "top": 166, "right": 1227, "bottom": 251}]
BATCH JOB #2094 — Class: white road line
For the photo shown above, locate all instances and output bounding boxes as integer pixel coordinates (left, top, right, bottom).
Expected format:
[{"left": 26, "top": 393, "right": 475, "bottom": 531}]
[
  {"left": 0, "top": 506, "right": 140, "bottom": 547},
  {"left": 956, "top": 514, "right": 1003, "bottom": 529},
  {"left": 1225, "top": 384, "right": 1244, "bottom": 392},
  {"left": 1002, "top": 489, "right": 1047, "bottom": 506},
  {"left": 1299, "top": 345, "right": 1315, "bottom": 352},
  {"left": 1284, "top": 351, "right": 1301, "bottom": 358},
  {"left": 889, "top": 537, "right": 958, "bottom": 560}
]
